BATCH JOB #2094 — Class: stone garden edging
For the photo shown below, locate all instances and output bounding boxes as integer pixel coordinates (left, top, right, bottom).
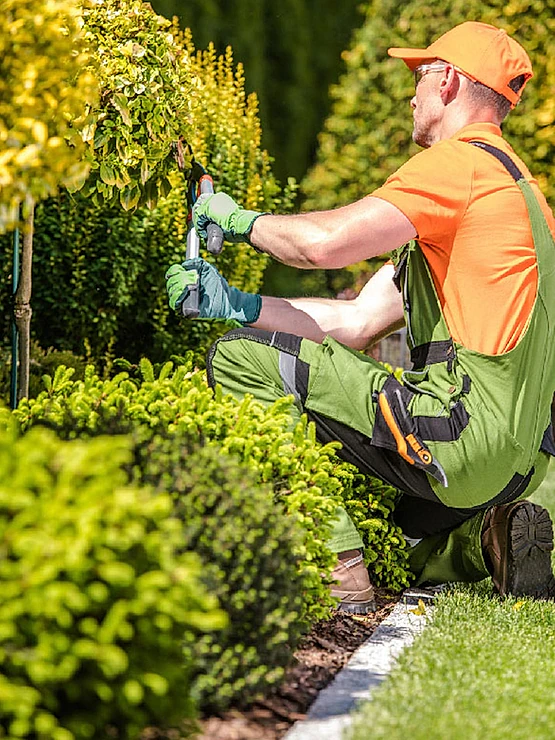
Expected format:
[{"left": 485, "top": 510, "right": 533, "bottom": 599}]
[{"left": 283, "top": 587, "right": 441, "bottom": 740}]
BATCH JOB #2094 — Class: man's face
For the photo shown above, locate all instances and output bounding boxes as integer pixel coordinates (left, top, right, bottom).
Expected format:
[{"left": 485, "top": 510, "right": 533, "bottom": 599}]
[{"left": 410, "top": 62, "right": 446, "bottom": 148}]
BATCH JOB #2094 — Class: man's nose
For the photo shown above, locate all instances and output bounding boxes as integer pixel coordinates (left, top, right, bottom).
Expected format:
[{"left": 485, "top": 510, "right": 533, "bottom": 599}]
[{"left": 410, "top": 95, "right": 416, "bottom": 109}]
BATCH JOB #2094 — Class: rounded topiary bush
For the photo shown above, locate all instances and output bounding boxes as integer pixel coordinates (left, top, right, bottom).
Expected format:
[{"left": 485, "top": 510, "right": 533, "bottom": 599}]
[
  {"left": 133, "top": 431, "right": 308, "bottom": 712},
  {"left": 0, "top": 422, "right": 225, "bottom": 739}
]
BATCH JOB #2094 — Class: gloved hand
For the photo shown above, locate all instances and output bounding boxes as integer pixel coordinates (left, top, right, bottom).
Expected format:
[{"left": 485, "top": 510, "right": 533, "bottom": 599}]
[
  {"left": 193, "top": 192, "right": 266, "bottom": 244},
  {"left": 166, "top": 264, "right": 199, "bottom": 312},
  {"left": 165, "top": 257, "right": 262, "bottom": 324}
]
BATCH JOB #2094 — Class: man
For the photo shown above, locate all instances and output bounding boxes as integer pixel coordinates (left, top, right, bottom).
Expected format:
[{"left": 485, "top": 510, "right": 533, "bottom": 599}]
[{"left": 166, "top": 21, "right": 555, "bottom": 613}]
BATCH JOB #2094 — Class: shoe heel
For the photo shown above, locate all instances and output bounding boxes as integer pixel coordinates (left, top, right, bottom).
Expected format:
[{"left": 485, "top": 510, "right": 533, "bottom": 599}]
[
  {"left": 511, "top": 503, "right": 554, "bottom": 556},
  {"left": 509, "top": 503, "right": 555, "bottom": 598}
]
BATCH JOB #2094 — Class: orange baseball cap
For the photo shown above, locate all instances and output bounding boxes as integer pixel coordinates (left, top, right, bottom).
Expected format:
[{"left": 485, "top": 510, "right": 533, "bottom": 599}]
[{"left": 388, "top": 21, "right": 533, "bottom": 106}]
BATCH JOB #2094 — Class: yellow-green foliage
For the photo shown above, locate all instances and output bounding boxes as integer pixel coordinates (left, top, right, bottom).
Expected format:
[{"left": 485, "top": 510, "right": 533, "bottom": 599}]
[
  {"left": 165, "top": 28, "right": 298, "bottom": 293},
  {"left": 13, "top": 359, "right": 346, "bottom": 622},
  {"left": 302, "top": 0, "right": 555, "bottom": 210},
  {"left": 0, "top": 420, "right": 225, "bottom": 739},
  {"left": 76, "top": 0, "right": 192, "bottom": 210},
  {"left": 0, "top": 0, "right": 98, "bottom": 232},
  {"left": 14, "top": 358, "right": 412, "bottom": 594},
  {"left": 0, "top": 26, "right": 297, "bottom": 369}
]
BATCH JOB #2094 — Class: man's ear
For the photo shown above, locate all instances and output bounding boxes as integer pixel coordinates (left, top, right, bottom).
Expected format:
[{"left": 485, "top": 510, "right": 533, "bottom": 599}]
[{"left": 439, "top": 64, "right": 461, "bottom": 104}]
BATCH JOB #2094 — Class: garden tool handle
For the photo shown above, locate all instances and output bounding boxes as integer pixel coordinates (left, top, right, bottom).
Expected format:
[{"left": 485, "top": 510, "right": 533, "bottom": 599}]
[
  {"left": 199, "top": 174, "right": 224, "bottom": 255},
  {"left": 181, "top": 175, "right": 223, "bottom": 318},
  {"left": 181, "top": 226, "right": 201, "bottom": 318}
]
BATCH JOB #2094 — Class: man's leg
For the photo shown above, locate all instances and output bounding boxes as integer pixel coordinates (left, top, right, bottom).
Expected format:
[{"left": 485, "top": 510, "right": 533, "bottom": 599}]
[
  {"left": 207, "top": 327, "right": 374, "bottom": 612},
  {"left": 208, "top": 328, "right": 555, "bottom": 601},
  {"left": 397, "top": 453, "right": 555, "bottom": 597},
  {"left": 207, "top": 327, "right": 364, "bottom": 552}
]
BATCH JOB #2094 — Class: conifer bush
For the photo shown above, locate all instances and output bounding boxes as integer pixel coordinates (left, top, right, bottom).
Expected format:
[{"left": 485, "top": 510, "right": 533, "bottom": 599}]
[
  {"left": 10, "top": 358, "right": 412, "bottom": 709},
  {"left": 13, "top": 359, "right": 343, "bottom": 622},
  {"left": 0, "top": 419, "right": 226, "bottom": 739},
  {"left": 132, "top": 434, "right": 307, "bottom": 711},
  {"left": 14, "top": 358, "right": 412, "bottom": 605}
]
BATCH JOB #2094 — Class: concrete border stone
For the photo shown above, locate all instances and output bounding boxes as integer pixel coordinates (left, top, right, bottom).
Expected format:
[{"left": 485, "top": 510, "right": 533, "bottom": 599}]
[{"left": 283, "top": 587, "right": 441, "bottom": 740}]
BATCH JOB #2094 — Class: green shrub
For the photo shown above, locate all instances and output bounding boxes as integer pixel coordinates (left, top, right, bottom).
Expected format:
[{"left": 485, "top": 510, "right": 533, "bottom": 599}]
[
  {"left": 0, "top": 20, "right": 297, "bottom": 370},
  {"left": 131, "top": 433, "right": 307, "bottom": 712},
  {"left": 0, "top": 420, "right": 226, "bottom": 739},
  {"left": 14, "top": 358, "right": 413, "bottom": 599},
  {"left": 13, "top": 359, "right": 345, "bottom": 623},
  {"left": 0, "top": 341, "right": 87, "bottom": 406}
]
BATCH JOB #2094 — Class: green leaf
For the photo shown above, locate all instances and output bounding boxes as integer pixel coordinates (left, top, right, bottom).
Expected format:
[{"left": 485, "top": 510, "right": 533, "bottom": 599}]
[
  {"left": 119, "top": 186, "right": 140, "bottom": 211},
  {"left": 100, "top": 162, "right": 117, "bottom": 186},
  {"left": 111, "top": 93, "right": 132, "bottom": 127}
]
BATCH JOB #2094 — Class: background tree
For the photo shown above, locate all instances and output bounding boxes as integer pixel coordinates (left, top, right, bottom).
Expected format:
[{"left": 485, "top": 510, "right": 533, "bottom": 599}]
[
  {"left": 0, "top": 0, "right": 98, "bottom": 402},
  {"left": 151, "top": 0, "right": 364, "bottom": 182},
  {"left": 302, "top": 0, "right": 555, "bottom": 209},
  {"left": 298, "top": 0, "right": 555, "bottom": 302}
]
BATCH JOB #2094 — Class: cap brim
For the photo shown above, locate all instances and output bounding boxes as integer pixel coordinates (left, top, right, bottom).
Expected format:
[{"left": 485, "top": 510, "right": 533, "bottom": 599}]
[{"left": 387, "top": 47, "right": 436, "bottom": 71}]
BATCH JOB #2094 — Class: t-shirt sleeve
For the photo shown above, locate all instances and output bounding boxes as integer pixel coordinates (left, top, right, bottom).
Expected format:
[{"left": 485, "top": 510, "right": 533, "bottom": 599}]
[{"left": 372, "top": 142, "right": 473, "bottom": 246}]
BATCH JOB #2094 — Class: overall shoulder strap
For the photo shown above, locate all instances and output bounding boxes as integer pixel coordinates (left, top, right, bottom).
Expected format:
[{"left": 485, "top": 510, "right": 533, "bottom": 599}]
[
  {"left": 469, "top": 140, "right": 555, "bottom": 279},
  {"left": 469, "top": 140, "right": 523, "bottom": 181}
]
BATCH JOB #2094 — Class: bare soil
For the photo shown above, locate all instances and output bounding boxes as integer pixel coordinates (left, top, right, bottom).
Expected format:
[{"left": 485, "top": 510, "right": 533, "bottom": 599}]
[{"left": 195, "top": 588, "right": 399, "bottom": 740}]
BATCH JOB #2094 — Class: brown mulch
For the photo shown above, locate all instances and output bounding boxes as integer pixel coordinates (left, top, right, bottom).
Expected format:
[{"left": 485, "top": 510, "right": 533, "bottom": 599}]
[{"left": 195, "top": 589, "right": 399, "bottom": 740}]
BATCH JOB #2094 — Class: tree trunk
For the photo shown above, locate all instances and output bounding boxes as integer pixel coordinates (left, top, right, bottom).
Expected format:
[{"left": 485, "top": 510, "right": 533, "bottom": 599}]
[{"left": 13, "top": 197, "right": 34, "bottom": 403}]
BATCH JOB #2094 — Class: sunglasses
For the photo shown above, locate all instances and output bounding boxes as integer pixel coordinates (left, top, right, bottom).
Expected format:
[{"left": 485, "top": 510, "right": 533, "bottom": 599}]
[{"left": 413, "top": 62, "right": 447, "bottom": 89}]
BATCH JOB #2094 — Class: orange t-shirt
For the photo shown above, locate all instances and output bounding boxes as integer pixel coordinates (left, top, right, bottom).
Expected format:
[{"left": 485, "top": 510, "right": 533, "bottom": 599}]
[{"left": 372, "top": 122, "right": 555, "bottom": 355}]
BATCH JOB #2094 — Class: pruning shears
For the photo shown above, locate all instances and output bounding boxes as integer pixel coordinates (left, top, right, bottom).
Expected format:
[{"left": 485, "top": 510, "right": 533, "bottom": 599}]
[{"left": 173, "top": 141, "right": 224, "bottom": 317}]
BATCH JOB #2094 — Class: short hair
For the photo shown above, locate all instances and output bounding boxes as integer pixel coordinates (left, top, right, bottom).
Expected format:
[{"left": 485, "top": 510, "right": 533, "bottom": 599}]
[{"left": 465, "top": 74, "right": 527, "bottom": 121}]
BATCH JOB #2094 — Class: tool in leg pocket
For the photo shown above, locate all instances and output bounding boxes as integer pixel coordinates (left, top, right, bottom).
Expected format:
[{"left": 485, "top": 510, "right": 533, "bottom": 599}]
[{"left": 374, "top": 378, "right": 449, "bottom": 487}]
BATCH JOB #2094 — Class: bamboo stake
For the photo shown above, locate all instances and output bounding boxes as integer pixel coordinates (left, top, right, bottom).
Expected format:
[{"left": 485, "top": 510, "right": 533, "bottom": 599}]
[{"left": 13, "top": 196, "right": 34, "bottom": 402}]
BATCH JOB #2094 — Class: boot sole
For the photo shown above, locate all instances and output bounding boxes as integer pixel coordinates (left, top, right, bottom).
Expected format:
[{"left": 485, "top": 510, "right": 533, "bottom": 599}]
[
  {"left": 331, "top": 586, "right": 377, "bottom": 614},
  {"left": 507, "top": 502, "right": 555, "bottom": 599},
  {"left": 335, "top": 598, "right": 377, "bottom": 615}
]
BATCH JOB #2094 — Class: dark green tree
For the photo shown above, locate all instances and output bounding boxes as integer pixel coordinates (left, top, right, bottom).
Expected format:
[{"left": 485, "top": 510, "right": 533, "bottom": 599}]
[{"left": 151, "top": 0, "right": 364, "bottom": 181}]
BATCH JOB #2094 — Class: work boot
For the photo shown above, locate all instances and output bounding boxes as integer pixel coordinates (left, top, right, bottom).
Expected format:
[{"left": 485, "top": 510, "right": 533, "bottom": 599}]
[
  {"left": 330, "top": 549, "right": 376, "bottom": 614},
  {"left": 482, "top": 500, "right": 555, "bottom": 599}
]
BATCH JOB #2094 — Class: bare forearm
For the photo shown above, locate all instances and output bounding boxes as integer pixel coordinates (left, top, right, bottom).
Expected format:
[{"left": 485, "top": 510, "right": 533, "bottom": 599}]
[
  {"left": 249, "top": 197, "right": 416, "bottom": 269},
  {"left": 253, "top": 296, "right": 403, "bottom": 349},
  {"left": 250, "top": 264, "right": 405, "bottom": 351}
]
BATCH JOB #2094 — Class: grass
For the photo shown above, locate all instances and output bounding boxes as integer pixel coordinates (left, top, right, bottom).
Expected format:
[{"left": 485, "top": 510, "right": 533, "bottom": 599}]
[{"left": 347, "top": 458, "right": 555, "bottom": 740}]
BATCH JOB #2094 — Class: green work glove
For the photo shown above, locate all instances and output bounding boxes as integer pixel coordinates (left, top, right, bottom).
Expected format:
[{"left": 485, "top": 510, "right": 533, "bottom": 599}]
[
  {"left": 166, "top": 263, "right": 199, "bottom": 313},
  {"left": 165, "top": 258, "right": 262, "bottom": 324},
  {"left": 193, "top": 192, "right": 266, "bottom": 244}
]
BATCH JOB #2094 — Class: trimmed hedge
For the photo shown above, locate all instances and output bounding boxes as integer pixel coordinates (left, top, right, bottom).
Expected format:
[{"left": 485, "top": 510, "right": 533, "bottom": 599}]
[
  {"left": 14, "top": 358, "right": 412, "bottom": 597},
  {"left": 13, "top": 359, "right": 343, "bottom": 622},
  {"left": 11, "top": 357, "right": 412, "bottom": 711},
  {"left": 0, "top": 416, "right": 226, "bottom": 738}
]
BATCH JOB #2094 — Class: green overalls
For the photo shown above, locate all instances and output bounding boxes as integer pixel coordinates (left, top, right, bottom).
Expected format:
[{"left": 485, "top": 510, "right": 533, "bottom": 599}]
[{"left": 207, "top": 143, "right": 555, "bottom": 585}]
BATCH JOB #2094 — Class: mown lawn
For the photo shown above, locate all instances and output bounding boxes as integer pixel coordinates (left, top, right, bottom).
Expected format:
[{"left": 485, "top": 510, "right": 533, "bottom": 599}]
[{"left": 348, "top": 458, "right": 555, "bottom": 740}]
